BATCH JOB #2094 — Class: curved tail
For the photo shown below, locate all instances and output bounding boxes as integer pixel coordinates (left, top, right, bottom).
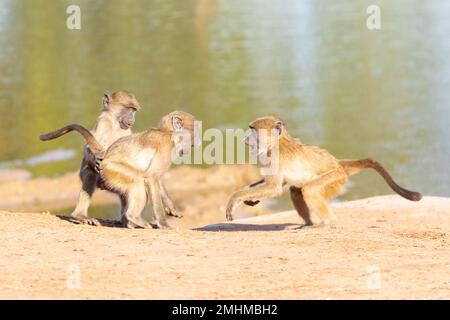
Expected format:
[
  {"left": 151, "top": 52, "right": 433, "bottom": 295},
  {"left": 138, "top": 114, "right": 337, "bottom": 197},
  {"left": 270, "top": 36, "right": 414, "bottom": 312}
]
[
  {"left": 39, "top": 124, "right": 104, "bottom": 156},
  {"left": 339, "top": 158, "right": 422, "bottom": 201}
]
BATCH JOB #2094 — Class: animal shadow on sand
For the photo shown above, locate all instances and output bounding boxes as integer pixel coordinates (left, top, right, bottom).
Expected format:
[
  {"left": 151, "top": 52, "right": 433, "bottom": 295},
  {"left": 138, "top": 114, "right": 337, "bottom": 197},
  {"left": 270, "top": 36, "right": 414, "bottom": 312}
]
[
  {"left": 56, "top": 215, "right": 151, "bottom": 229},
  {"left": 195, "top": 222, "right": 302, "bottom": 232},
  {"left": 57, "top": 215, "right": 304, "bottom": 231}
]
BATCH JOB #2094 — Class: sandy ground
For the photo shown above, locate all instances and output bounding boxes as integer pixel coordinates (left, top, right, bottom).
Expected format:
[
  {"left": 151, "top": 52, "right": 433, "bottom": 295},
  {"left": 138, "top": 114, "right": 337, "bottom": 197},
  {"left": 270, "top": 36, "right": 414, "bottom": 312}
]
[{"left": 0, "top": 195, "right": 449, "bottom": 299}]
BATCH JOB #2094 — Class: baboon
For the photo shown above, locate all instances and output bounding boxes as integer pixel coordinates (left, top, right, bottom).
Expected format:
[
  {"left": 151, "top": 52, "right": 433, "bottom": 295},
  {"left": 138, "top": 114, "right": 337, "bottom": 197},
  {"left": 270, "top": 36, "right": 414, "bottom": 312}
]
[
  {"left": 40, "top": 91, "right": 141, "bottom": 225},
  {"left": 226, "top": 116, "right": 422, "bottom": 227},
  {"left": 41, "top": 111, "right": 198, "bottom": 229}
]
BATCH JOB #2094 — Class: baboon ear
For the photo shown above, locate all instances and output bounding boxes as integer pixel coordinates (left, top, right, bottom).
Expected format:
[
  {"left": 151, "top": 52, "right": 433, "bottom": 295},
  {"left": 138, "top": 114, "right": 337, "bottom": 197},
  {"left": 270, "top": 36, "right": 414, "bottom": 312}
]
[
  {"left": 102, "top": 93, "right": 111, "bottom": 109},
  {"left": 275, "top": 121, "right": 283, "bottom": 135},
  {"left": 172, "top": 116, "right": 184, "bottom": 132}
]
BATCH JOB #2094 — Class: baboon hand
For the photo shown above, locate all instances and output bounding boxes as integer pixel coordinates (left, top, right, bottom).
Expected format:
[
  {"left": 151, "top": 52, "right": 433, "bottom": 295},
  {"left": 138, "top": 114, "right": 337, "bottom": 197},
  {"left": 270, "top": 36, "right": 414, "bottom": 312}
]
[
  {"left": 244, "top": 200, "right": 260, "bottom": 206},
  {"left": 94, "top": 156, "right": 104, "bottom": 174},
  {"left": 165, "top": 207, "right": 183, "bottom": 218}
]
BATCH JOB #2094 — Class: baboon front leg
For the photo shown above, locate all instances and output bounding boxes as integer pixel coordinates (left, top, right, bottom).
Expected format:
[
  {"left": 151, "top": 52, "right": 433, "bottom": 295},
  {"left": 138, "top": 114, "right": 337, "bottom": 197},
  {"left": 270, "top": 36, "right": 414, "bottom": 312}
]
[
  {"left": 160, "top": 181, "right": 183, "bottom": 218},
  {"left": 301, "top": 169, "right": 347, "bottom": 226},
  {"left": 121, "top": 184, "right": 152, "bottom": 229},
  {"left": 71, "top": 166, "right": 100, "bottom": 226},
  {"left": 289, "top": 186, "right": 313, "bottom": 227},
  {"left": 148, "top": 177, "right": 171, "bottom": 229},
  {"left": 226, "top": 180, "right": 283, "bottom": 221},
  {"left": 243, "top": 178, "right": 265, "bottom": 206}
]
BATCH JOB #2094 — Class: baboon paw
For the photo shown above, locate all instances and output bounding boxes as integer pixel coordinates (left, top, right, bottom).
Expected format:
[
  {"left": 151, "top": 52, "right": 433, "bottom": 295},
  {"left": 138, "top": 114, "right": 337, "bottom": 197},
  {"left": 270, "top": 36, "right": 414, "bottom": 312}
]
[
  {"left": 125, "top": 222, "right": 138, "bottom": 229},
  {"left": 85, "top": 218, "right": 101, "bottom": 226},
  {"left": 225, "top": 201, "right": 235, "bottom": 221},
  {"left": 126, "top": 222, "right": 146, "bottom": 229},
  {"left": 172, "top": 212, "right": 184, "bottom": 219},
  {"left": 244, "top": 200, "right": 260, "bottom": 207},
  {"left": 165, "top": 208, "right": 183, "bottom": 218},
  {"left": 311, "top": 222, "right": 327, "bottom": 228},
  {"left": 125, "top": 219, "right": 151, "bottom": 229},
  {"left": 297, "top": 223, "right": 314, "bottom": 230},
  {"left": 94, "top": 157, "right": 103, "bottom": 174},
  {"left": 70, "top": 216, "right": 100, "bottom": 226}
]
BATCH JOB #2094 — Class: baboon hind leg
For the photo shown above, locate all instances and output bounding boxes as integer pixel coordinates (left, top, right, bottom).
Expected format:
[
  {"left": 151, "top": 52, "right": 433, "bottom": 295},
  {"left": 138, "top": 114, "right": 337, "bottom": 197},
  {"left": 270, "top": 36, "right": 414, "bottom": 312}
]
[
  {"left": 121, "top": 184, "right": 152, "bottom": 229},
  {"left": 289, "top": 186, "right": 313, "bottom": 227},
  {"left": 71, "top": 166, "right": 100, "bottom": 226},
  {"left": 301, "top": 169, "right": 348, "bottom": 226}
]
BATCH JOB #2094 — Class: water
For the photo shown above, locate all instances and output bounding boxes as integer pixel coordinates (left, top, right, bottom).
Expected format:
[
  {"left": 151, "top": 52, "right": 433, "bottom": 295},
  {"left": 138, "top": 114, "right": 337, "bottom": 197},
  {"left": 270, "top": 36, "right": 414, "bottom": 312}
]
[{"left": 0, "top": 0, "right": 449, "bottom": 208}]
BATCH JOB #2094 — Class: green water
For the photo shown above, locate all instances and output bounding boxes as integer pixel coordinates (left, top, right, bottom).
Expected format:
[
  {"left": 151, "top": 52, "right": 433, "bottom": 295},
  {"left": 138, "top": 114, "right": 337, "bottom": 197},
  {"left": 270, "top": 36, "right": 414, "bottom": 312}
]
[{"left": 0, "top": 0, "right": 449, "bottom": 212}]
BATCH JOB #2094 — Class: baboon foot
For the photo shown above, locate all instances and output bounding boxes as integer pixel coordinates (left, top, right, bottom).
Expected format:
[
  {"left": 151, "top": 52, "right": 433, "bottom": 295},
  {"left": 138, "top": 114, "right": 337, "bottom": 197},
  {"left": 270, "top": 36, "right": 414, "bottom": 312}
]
[
  {"left": 70, "top": 214, "right": 100, "bottom": 226},
  {"left": 165, "top": 207, "right": 183, "bottom": 218},
  {"left": 297, "top": 222, "right": 315, "bottom": 230},
  {"left": 123, "top": 217, "right": 152, "bottom": 229},
  {"left": 307, "top": 220, "right": 335, "bottom": 228},
  {"left": 294, "top": 220, "right": 331, "bottom": 229}
]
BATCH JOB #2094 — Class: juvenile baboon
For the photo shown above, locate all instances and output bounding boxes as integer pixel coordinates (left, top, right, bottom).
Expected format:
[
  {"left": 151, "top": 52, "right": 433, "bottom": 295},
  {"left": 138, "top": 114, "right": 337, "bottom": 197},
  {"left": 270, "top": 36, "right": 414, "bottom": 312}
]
[
  {"left": 226, "top": 116, "right": 422, "bottom": 227},
  {"left": 40, "top": 91, "right": 140, "bottom": 225},
  {"left": 41, "top": 111, "right": 198, "bottom": 229}
]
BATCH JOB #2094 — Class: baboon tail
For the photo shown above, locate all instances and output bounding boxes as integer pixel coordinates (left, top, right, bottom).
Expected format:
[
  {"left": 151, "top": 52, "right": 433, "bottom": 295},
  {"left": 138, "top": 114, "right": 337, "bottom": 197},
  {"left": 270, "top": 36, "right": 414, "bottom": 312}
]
[
  {"left": 339, "top": 158, "right": 422, "bottom": 201},
  {"left": 39, "top": 124, "right": 104, "bottom": 156}
]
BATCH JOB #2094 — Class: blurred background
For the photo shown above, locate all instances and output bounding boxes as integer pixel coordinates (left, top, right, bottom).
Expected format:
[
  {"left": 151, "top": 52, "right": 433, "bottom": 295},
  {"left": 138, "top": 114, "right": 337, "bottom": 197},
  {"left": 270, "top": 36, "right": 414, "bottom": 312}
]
[{"left": 0, "top": 0, "right": 449, "bottom": 220}]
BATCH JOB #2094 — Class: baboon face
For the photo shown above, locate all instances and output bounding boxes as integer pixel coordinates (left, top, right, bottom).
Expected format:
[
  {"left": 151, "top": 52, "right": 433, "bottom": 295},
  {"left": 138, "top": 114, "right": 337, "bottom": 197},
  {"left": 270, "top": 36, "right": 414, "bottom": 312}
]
[
  {"left": 246, "top": 116, "right": 284, "bottom": 153},
  {"left": 103, "top": 91, "right": 141, "bottom": 129},
  {"left": 117, "top": 107, "right": 137, "bottom": 129}
]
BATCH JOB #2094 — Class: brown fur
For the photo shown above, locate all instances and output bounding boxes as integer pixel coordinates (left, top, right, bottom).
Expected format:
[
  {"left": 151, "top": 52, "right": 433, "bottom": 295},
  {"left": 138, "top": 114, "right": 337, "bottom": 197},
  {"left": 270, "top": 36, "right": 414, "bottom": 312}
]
[{"left": 227, "top": 116, "right": 422, "bottom": 227}]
